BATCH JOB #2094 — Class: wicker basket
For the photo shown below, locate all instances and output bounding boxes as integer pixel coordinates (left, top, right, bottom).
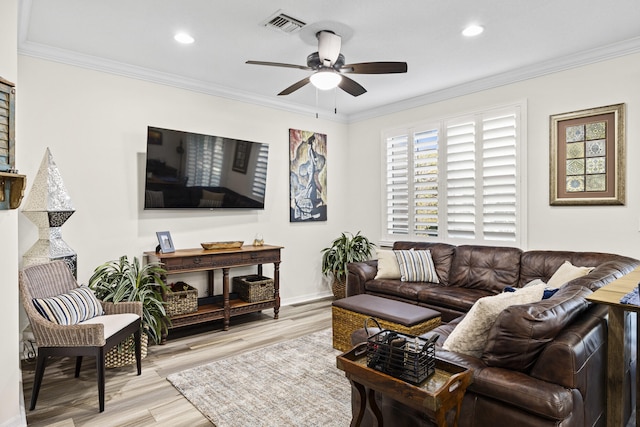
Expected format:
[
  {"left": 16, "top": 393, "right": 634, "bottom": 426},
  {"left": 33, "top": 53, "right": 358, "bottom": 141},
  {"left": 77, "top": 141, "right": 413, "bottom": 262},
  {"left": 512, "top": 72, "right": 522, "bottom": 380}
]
[
  {"left": 106, "top": 333, "right": 148, "bottom": 369},
  {"left": 366, "top": 328, "right": 436, "bottom": 385},
  {"left": 331, "top": 276, "right": 346, "bottom": 299},
  {"left": 233, "top": 275, "right": 274, "bottom": 302},
  {"left": 164, "top": 283, "right": 198, "bottom": 317}
]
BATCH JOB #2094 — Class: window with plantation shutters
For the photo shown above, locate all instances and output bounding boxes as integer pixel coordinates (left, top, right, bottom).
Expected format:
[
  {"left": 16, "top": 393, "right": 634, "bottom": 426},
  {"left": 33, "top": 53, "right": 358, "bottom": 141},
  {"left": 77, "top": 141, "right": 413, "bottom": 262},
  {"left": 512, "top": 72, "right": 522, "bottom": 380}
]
[{"left": 382, "top": 103, "right": 525, "bottom": 247}]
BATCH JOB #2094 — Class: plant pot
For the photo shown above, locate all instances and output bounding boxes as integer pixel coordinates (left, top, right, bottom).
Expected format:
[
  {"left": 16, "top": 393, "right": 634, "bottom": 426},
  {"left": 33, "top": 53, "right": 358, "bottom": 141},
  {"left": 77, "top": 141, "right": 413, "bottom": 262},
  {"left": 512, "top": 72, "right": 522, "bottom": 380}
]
[
  {"left": 105, "top": 332, "right": 148, "bottom": 369},
  {"left": 332, "top": 276, "right": 347, "bottom": 299}
]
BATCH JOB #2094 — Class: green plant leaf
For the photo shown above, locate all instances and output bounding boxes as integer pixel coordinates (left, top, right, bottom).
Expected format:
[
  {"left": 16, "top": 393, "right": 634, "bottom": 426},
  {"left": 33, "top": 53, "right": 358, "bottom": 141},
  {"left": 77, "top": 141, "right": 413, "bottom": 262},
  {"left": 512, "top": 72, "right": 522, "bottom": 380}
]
[{"left": 89, "top": 255, "right": 169, "bottom": 344}]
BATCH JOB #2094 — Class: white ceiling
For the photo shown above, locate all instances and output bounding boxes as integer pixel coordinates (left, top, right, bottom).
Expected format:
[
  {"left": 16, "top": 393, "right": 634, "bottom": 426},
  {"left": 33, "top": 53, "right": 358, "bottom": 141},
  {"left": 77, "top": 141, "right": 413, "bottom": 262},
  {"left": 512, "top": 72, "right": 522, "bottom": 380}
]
[{"left": 17, "top": 0, "right": 640, "bottom": 121}]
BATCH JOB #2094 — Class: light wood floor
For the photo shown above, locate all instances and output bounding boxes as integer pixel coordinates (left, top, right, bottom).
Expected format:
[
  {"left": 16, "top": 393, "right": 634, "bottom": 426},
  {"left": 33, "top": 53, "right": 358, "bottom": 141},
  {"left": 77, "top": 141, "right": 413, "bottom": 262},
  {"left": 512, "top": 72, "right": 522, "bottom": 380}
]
[{"left": 21, "top": 298, "right": 333, "bottom": 427}]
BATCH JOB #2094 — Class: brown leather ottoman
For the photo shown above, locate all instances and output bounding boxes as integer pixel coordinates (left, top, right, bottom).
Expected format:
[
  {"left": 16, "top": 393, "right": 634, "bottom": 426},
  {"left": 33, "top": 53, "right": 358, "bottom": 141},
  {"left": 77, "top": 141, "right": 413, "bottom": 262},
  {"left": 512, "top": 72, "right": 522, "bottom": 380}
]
[{"left": 332, "top": 294, "right": 441, "bottom": 352}]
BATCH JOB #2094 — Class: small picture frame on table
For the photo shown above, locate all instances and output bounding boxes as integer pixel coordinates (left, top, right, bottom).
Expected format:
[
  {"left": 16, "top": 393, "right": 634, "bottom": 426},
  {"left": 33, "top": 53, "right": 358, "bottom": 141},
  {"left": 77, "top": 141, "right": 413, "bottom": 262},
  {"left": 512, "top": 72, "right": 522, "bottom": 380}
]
[{"left": 156, "top": 231, "right": 175, "bottom": 253}]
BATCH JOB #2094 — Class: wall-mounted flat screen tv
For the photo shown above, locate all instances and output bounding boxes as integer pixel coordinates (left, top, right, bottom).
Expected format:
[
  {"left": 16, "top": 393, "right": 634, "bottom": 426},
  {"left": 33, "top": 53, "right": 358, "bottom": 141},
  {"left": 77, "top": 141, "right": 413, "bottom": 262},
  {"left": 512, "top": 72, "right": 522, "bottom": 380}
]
[{"left": 144, "top": 126, "right": 269, "bottom": 209}]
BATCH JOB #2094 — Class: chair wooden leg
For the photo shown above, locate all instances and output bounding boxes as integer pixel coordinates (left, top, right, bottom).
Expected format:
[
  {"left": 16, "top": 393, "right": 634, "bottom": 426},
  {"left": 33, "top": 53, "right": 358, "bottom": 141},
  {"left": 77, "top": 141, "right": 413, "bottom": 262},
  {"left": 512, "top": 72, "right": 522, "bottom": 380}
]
[
  {"left": 75, "top": 356, "right": 83, "bottom": 377},
  {"left": 30, "top": 350, "right": 48, "bottom": 410},
  {"left": 96, "top": 348, "right": 105, "bottom": 412},
  {"left": 135, "top": 328, "right": 142, "bottom": 375}
]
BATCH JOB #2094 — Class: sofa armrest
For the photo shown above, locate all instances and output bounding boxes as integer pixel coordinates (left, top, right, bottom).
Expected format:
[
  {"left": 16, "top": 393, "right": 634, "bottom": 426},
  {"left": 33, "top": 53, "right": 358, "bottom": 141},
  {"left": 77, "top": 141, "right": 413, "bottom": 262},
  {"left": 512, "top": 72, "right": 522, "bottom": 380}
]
[
  {"left": 346, "top": 260, "right": 378, "bottom": 296},
  {"left": 435, "top": 346, "right": 574, "bottom": 420},
  {"left": 471, "top": 366, "right": 574, "bottom": 420},
  {"left": 101, "top": 301, "right": 143, "bottom": 317}
]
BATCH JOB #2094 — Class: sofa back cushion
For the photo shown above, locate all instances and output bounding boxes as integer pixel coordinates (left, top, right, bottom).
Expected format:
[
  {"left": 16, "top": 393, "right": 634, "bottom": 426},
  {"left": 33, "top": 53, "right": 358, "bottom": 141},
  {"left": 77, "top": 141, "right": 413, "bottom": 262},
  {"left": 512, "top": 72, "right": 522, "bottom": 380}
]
[
  {"left": 481, "top": 284, "right": 591, "bottom": 371},
  {"left": 519, "top": 250, "right": 639, "bottom": 289},
  {"left": 392, "top": 242, "right": 456, "bottom": 285},
  {"left": 448, "top": 245, "right": 522, "bottom": 292}
]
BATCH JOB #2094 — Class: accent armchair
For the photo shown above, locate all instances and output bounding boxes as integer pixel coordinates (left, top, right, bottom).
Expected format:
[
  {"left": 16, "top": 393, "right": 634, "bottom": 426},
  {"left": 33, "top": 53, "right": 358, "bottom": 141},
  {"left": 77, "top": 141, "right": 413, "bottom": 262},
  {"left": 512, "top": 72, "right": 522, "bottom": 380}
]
[{"left": 19, "top": 260, "right": 143, "bottom": 412}]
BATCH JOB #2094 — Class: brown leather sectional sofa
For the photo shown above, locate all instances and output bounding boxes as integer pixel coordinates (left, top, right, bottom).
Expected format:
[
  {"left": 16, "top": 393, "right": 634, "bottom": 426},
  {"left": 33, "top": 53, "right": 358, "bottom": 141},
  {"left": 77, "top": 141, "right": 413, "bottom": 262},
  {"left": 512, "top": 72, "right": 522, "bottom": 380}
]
[{"left": 346, "top": 241, "right": 639, "bottom": 427}]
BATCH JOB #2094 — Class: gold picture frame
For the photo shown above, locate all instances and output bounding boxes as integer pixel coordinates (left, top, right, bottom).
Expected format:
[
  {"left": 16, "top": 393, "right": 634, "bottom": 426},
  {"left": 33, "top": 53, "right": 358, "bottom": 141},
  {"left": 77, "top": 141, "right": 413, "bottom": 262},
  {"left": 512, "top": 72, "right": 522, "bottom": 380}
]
[{"left": 549, "top": 103, "right": 625, "bottom": 205}]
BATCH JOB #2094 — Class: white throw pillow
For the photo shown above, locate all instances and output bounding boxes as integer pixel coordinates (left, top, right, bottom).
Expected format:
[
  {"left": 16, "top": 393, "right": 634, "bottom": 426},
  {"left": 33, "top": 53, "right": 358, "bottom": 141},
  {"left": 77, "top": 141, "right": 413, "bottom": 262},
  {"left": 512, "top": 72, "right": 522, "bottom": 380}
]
[
  {"left": 374, "top": 249, "right": 402, "bottom": 280},
  {"left": 547, "top": 260, "right": 594, "bottom": 288},
  {"left": 394, "top": 249, "right": 439, "bottom": 283},
  {"left": 442, "top": 282, "right": 547, "bottom": 357}
]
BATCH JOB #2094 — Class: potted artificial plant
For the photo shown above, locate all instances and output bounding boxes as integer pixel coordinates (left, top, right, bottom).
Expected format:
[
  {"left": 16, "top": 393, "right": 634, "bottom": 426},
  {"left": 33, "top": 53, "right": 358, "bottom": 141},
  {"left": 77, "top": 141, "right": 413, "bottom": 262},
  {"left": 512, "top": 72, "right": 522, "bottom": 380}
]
[
  {"left": 321, "top": 231, "right": 375, "bottom": 299},
  {"left": 89, "top": 255, "right": 169, "bottom": 367}
]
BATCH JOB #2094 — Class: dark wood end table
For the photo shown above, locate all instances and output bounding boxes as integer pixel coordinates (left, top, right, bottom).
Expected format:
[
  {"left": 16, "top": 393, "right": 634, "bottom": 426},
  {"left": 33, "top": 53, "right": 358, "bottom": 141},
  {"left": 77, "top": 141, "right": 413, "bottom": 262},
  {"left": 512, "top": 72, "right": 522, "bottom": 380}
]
[{"left": 337, "top": 343, "right": 472, "bottom": 427}]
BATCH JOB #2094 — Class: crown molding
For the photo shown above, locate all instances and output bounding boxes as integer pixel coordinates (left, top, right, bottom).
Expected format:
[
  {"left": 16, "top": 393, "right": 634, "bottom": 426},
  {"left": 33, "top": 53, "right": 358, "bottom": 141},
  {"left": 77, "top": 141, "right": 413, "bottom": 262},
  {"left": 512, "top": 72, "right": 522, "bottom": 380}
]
[
  {"left": 16, "top": 0, "right": 640, "bottom": 125},
  {"left": 17, "top": 39, "right": 350, "bottom": 123},
  {"left": 348, "top": 36, "right": 640, "bottom": 122}
]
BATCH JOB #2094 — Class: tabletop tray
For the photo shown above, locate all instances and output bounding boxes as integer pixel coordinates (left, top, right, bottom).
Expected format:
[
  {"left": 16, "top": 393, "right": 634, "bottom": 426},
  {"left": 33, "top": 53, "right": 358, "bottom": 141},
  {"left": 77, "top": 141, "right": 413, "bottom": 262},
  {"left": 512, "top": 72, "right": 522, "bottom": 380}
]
[{"left": 337, "top": 343, "right": 473, "bottom": 413}]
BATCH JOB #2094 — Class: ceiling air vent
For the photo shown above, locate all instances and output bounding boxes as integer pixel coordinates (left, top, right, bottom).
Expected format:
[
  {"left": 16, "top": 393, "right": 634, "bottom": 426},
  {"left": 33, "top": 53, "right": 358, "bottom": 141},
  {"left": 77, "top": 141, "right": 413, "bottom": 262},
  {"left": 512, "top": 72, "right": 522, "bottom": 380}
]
[{"left": 264, "top": 12, "right": 306, "bottom": 34}]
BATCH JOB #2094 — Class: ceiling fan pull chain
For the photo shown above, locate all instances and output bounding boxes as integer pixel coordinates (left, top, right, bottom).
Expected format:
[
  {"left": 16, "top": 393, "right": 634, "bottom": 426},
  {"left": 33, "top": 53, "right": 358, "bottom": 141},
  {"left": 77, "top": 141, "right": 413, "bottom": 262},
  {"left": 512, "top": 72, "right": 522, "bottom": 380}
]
[
  {"left": 334, "top": 88, "right": 337, "bottom": 115},
  {"left": 315, "top": 88, "right": 319, "bottom": 119}
]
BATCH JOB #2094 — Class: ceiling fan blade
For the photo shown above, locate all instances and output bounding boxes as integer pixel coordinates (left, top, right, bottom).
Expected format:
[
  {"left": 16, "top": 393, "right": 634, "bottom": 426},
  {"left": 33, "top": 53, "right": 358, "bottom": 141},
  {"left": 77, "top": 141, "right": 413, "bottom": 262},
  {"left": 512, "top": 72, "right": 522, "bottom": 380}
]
[
  {"left": 246, "top": 60, "right": 311, "bottom": 71},
  {"left": 338, "top": 75, "right": 367, "bottom": 97},
  {"left": 317, "top": 31, "right": 341, "bottom": 65},
  {"left": 278, "top": 76, "right": 311, "bottom": 96},
  {"left": 342, "top": 62, "right": 408, "bottom": 74}
]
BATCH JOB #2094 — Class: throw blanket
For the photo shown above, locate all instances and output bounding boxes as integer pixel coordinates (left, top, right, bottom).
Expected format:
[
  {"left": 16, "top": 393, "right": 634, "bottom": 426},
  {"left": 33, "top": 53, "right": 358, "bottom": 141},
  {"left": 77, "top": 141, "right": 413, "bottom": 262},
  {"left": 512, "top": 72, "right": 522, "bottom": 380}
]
[{"left": 620, "top": 287, "right": 640, "bottom": 305}]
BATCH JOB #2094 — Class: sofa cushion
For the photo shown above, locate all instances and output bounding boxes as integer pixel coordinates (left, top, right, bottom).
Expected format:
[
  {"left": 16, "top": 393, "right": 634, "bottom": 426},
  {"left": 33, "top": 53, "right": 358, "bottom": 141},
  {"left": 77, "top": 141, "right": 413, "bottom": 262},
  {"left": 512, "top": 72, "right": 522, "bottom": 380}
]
[
  {"left": 392, "top": 242, "right": 456, "bottom": 285},
  {"left": 394, "top": 249, "right": 439, "bottom": 283},
  {"left": 374, "top": 249, "right": 401, "bottom": 280},
  {"left": 33, "top": 286, "right": 104, "bottom": 325},
  {"left": 365, "top": 279, "right": 437, "bottom": 302},
  {"left": 442, "top": 282, "right": 546, "bottom": 357},
  {"left": 547, "top": 260, "right": 594, "bottom": 287},
  {"left": 482, "top": 285, "right": 592, "bottom": 371},
  {"left": 417, "top": 286, "right": 493, "bottom": 313},
  {"left": 448, "top": 245, "right": 522, "bottom": 292}
]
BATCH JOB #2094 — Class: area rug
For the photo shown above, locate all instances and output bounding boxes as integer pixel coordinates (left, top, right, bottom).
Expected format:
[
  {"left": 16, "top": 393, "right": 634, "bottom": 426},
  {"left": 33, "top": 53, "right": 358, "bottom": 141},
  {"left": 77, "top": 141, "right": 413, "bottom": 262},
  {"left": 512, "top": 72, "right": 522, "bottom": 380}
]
[{"left": 167, "top": 329, "right": 351, "bottom": 426}]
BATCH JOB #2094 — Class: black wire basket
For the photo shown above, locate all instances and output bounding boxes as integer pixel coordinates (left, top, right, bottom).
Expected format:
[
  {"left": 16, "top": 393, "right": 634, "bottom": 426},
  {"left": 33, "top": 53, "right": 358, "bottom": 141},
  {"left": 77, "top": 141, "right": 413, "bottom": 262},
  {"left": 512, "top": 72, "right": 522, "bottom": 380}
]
[{"left": 365, "top": 318, "right": 437, "bottom": 385}]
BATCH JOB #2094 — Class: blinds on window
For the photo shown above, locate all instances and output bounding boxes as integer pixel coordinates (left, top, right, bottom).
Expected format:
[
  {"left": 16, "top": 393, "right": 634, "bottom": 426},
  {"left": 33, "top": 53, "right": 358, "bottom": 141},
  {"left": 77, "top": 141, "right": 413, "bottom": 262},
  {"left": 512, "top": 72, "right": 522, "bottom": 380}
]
[
  {"left": 383, "top": 104, "right": 522, "bottom": 246},
  {"left": 385, "top": 134, "right": 409, "bottom": 236},
  {"left": 481, "top": 113, "right": 517, "bottom": 241},
  {"left": 413, "top": 129, "right": 439, "bottom": 237},
  {"left": 445, "top": 120, "right": 476, "bottom": 240}
]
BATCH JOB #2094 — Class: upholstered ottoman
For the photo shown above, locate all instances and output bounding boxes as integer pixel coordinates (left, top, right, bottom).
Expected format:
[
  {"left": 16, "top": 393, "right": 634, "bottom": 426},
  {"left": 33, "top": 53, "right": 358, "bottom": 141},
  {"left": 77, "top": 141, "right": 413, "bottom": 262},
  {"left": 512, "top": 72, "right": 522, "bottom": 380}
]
[{"left": 332, "top": 294, "right": 441, "bottom": 351}]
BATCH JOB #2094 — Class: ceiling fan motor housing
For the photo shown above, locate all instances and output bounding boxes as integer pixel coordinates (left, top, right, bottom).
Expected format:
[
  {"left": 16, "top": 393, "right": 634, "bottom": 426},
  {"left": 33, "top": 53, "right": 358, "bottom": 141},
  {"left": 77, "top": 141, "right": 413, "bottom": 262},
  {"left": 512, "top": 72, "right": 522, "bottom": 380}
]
[{"left": 307, "top": 52, "right": 345, "bottom": 70}]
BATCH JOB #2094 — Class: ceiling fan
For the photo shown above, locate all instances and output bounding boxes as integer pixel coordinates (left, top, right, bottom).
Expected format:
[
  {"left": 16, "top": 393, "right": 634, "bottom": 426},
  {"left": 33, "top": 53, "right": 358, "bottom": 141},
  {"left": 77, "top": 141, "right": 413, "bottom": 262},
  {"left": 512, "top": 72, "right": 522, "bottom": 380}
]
[{"left": 246, "top": 30, "right": 407, "bottom": 97}]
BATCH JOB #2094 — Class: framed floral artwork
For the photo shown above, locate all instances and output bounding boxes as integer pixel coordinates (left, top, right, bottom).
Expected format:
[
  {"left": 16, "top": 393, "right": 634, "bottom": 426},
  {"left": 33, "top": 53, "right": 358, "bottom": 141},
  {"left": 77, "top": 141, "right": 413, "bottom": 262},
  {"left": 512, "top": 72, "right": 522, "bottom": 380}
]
[{"left": 549, "top": 103, "right": 625, "bottom": 205}]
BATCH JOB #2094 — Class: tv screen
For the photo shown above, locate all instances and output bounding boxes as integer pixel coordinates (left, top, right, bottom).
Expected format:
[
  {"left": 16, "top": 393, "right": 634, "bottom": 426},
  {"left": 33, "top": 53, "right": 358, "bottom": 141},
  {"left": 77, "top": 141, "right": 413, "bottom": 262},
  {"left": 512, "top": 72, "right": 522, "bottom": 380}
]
[{"left": 144, "top": 126, "right": 269, "bottom": 209}]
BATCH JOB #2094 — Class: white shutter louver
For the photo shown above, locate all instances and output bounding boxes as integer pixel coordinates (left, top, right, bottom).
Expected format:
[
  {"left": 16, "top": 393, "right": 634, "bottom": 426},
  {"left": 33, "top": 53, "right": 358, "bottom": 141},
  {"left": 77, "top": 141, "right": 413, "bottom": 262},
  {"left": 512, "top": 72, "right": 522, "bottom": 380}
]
[
  {"left": 482, "top": 113, "right": 517, "bottom": 241},
  {"left": 413, "top": 129, "right": 438, "bottom": 237},
  {"left": 385, "top": 135, "right": 409, "bottom": 235},
  {"left": 446, "top": 121, "right": 476, "bottom": 239}
]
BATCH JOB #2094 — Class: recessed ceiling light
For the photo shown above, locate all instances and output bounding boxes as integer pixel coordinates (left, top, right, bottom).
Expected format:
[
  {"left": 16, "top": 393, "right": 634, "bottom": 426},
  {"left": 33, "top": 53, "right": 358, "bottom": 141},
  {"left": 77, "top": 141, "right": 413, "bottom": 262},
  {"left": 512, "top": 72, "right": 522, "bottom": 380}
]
[
  {"left": 462, "top": 25, "right": 484, "bottom": 37},
  {"left": 174, "top": 32, "right": 195, "bottom": 44}
]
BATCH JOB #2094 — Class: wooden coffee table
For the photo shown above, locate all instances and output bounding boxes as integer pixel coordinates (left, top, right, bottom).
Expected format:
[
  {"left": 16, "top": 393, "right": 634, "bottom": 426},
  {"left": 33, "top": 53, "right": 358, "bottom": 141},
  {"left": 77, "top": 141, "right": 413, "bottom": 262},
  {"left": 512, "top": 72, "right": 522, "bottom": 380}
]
[{"left": 337, "top": 343, "right": 472, "bottom": 427}]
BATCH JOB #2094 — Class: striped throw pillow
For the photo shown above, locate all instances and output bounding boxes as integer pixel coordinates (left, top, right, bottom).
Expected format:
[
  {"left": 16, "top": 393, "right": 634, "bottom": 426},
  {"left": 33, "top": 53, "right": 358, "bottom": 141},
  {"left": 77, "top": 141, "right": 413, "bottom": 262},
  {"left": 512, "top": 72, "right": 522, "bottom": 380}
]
[
  {"left": 33, "top": 286, "right": 104, "bottom": 325},
  {"left": 394, "top": 249, "right": 439, "bottom": 283}
]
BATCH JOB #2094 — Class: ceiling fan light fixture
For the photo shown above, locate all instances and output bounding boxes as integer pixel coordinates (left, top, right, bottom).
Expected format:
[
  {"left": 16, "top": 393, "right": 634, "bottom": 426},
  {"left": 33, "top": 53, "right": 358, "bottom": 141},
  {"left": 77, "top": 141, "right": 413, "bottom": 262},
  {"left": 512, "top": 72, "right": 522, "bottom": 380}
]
[
  {"left": 174, "top": 32, "right": 195, "bottom": 44},
  {"left": 462, "top": 24, "right": 484, "bottom": 37},
  {"left": 310, "top": 70, "right": 342, "bottom": 90}
]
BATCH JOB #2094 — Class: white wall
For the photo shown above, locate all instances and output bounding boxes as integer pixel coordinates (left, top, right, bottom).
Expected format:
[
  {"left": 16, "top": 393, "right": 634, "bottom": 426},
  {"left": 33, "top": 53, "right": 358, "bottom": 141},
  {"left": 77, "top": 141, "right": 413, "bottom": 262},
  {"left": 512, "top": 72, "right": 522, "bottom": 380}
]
[
  {"left": 0, "top": 0, "right": 25, "bottom": 425},
  {"left": 17, "top": 56, "right": 351, "bottom": 312},
  {"left": 347, "top": 52, "right": 640, "bottom": 260}
]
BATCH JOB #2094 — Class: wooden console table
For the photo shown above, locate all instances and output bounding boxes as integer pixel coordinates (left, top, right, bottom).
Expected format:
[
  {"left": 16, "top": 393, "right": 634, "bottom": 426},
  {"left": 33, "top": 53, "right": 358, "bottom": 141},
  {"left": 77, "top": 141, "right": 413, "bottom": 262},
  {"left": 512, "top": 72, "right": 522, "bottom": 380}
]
[
  {"left": 586, "top": 266, "right": 640, "bottom": 427},
  {"left": 337, "top": 343, "right": 472, "bottom": 427},
  {"left": 145, "top": 245, "right": 282, "bottom": 335}
]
